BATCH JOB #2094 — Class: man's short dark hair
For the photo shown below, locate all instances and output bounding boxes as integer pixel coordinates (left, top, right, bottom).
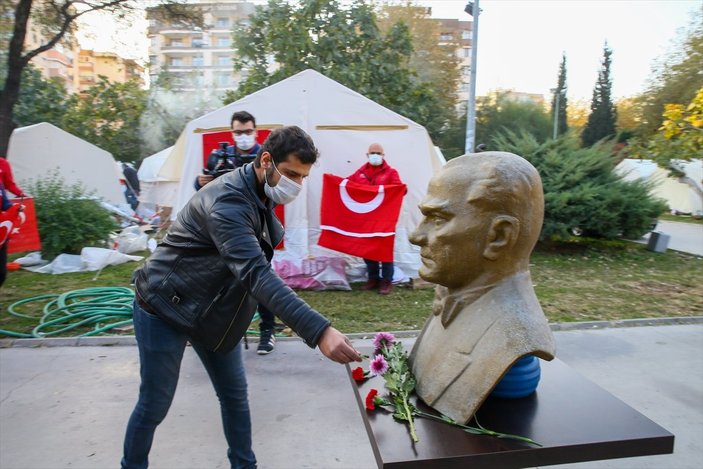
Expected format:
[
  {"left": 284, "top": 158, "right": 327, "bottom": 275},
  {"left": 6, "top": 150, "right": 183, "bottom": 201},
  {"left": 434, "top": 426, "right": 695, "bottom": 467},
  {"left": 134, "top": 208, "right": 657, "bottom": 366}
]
[
  {"left": 231, "top": 110, "right": 256, "bottom": 128},
  {"left": 255, "top": 126, "right": 319, "bottom": 167}
]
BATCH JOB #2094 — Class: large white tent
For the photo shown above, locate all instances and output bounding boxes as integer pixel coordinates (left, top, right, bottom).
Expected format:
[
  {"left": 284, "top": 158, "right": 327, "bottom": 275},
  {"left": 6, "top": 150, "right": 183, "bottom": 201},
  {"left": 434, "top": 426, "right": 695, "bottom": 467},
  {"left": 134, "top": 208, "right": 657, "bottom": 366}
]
[
  {"left": 137, "top": 145, "right": 179, "bottom": 208},
  {"left": 616, "top": 158, "right": 703, "bottom": 214},
  {"left": 7, "top": 122, "right": 124, "bottom": 205},
  {"left": 159, "top": 69, "right": 445, "bottom": 277}
]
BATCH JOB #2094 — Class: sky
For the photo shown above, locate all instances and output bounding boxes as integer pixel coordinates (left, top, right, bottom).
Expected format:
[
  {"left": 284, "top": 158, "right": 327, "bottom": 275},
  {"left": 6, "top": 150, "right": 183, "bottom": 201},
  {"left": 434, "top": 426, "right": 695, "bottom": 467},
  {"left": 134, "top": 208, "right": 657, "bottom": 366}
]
[{"left": 77, "top": 0, "right": 701, "bottom": 102}]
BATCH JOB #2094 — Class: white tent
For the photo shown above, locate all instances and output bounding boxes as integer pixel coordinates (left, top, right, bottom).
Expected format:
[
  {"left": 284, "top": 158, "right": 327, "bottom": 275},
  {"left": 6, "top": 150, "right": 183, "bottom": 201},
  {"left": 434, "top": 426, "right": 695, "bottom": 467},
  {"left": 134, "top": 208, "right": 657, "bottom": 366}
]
[
  {"left": 137, "top": 145, "right": 179, "bottom": 208},
  {"left": 160, "top": 69, "right": 445, "bottom": 277},
  {"left": 615, "top": 158, "right": 703, "bottom": 215},
  {"left": 7, "top": 122, "right": 124, "bottom": 205}
]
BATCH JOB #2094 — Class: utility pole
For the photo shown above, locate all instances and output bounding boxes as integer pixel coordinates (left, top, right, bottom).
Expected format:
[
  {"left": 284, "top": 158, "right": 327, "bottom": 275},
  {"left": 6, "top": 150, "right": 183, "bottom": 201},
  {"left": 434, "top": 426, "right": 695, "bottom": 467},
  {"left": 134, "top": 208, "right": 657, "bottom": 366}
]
[
  {"left": 464, "top": 1, "right": 480, "bottom": 154},
  {"left": 552, "top": 88, "right": 560, "bottom": 139}
]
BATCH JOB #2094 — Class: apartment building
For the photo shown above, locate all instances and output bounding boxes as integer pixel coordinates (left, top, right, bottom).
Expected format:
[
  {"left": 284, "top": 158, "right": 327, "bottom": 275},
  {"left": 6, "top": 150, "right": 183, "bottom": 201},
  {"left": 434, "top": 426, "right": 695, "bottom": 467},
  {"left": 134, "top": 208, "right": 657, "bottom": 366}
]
[
  {"left": 76, "top": 50, "right": 145, "bottom": 93},
  {"left": 24, "top": 17, "right": 78, "bottom": 93},
  {"left": 433, "top": 18, "right": 473, "bottom": 111},
  {"left": 147, "top": 0, "right": 256, "bottom": 93}
]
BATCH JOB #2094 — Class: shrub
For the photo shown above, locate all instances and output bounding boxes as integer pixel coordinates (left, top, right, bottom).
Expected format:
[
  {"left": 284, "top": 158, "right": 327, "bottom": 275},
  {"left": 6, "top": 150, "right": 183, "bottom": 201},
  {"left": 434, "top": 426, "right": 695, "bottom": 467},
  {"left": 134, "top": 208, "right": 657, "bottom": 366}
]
[
  {"left": 26, "top": 172, "right": 118, "bottom": 259},
  {"left": 492, "top": 131, "right": 668, "bottom": 241}
]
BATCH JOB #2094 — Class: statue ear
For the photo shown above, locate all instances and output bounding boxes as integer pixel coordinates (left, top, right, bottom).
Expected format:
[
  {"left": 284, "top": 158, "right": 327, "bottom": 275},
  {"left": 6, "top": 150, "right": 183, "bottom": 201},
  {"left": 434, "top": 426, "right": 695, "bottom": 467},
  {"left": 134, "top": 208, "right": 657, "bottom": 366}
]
[{"left": 483, "top": 215, "right": 519, "bottom": 260}]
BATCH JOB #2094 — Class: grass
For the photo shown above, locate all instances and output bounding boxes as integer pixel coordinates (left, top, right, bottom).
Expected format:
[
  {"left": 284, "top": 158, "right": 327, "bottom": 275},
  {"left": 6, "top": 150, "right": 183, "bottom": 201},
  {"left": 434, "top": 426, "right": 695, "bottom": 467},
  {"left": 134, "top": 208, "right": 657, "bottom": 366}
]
[
  {"left": 658, "top": 213, "right": 703, "bottom": 225},
  {"left": 1, "top": 239, "right": 701, "bottom": 338}
]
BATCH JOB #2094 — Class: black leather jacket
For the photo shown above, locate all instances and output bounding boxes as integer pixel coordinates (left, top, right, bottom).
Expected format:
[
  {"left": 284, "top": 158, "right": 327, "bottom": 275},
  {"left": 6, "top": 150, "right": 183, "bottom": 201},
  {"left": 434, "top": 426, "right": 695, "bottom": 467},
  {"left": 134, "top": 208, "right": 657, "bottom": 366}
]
[{"left": 134, "top": 163, "right": 330, "bottom": 352}]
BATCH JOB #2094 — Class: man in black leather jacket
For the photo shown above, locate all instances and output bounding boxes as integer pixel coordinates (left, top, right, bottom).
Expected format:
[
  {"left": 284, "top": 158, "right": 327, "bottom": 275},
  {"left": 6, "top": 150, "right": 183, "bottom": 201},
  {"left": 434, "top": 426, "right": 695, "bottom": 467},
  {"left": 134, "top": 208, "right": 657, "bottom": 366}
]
[{"left": 121, "top": 126, "right": 361, "bottom": 469}]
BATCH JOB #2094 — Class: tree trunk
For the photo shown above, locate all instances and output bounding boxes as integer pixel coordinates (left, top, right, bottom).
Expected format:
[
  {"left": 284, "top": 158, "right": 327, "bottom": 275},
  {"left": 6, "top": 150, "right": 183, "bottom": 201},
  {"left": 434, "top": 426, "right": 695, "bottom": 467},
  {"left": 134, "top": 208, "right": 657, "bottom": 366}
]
[{"left": 0, "top": 0, "right": 32, "bottom": 157}]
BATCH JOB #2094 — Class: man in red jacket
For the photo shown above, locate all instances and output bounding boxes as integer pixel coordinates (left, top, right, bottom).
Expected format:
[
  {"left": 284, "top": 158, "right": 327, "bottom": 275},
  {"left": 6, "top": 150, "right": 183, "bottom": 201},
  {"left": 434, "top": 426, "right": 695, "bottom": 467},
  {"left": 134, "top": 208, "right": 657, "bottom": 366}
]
[
  {"left": 348, "top": 143, "right": 404, "bottom": 295},
  {"left": 0, "top": 157, "right": 26, "bottom": 198}
]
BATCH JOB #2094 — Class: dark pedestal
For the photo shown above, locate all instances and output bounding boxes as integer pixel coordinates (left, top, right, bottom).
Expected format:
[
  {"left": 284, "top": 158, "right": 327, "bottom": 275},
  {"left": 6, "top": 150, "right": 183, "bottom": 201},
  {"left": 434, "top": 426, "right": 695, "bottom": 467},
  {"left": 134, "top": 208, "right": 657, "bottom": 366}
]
[{"left": 348, "top": 357, "right": 674, "bottom": 469}]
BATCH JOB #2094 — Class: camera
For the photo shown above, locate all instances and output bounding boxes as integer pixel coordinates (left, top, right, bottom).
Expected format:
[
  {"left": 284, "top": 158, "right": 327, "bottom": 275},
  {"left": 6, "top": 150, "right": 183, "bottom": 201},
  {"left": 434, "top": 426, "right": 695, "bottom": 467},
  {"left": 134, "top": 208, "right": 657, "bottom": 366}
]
[{"left": 205, "top": 141, "right": 236, "bottom": 178}]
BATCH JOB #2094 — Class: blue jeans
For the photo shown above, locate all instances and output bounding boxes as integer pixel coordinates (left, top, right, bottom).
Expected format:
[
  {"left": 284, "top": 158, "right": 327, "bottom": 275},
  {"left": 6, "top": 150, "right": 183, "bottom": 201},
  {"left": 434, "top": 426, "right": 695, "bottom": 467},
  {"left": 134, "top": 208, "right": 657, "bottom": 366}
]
[
  {"left": 121, "top": 300, "right": 256, "bottom": 469},
  {"left": 364, "top": 259, "right": 394, "bottom": 283}
]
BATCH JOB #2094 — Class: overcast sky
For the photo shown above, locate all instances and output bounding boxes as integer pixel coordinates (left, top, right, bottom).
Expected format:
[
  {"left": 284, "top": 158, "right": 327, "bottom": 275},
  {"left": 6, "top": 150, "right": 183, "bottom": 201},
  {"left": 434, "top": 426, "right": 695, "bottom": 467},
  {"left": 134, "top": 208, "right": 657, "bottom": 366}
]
[{"left": 77, "top": 0, "right": 701, "bottom": 101}]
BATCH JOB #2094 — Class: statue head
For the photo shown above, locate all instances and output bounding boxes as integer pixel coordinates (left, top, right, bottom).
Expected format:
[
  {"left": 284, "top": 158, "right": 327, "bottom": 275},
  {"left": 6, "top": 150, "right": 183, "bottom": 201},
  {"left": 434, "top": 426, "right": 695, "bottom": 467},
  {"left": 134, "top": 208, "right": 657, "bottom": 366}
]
[{"left": 409, "top": 152, "right": 543, "bottom": 291}]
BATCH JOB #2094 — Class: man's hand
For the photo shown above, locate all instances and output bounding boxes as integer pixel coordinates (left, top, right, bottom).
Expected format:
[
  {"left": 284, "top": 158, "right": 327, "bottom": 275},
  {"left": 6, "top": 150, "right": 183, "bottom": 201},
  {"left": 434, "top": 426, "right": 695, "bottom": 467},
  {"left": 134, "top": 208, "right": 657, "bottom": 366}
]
[
  {"left": 318, "top": 326, "right": 362, "bottom": 364},
  {"left": 198, "top": 174, "right": 215, "bottom": 187}
]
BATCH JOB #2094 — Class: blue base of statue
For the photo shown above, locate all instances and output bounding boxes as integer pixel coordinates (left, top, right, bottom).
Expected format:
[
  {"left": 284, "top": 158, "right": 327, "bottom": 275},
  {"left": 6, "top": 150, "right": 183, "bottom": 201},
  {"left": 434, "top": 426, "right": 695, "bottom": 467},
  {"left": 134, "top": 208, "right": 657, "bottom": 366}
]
[{"left": 491, "top": 355, "right": 541, "bottom": 398}]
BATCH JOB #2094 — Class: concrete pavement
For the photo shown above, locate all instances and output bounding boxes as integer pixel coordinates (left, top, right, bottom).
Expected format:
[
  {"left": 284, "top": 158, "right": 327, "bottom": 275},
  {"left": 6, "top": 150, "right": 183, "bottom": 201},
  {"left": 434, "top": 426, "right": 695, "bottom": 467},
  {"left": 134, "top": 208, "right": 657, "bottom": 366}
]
[
  {"left": 636, "top": 220, "right": 703, "bottom": 256},
  {"left": 1, "top": 323, "right": 702, "bottom": 469}
]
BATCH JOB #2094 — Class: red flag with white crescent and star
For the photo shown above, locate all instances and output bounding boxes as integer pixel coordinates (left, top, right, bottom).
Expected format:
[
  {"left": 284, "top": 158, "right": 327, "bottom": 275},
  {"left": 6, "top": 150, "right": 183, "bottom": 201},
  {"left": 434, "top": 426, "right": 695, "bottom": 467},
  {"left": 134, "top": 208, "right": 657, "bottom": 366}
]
[{"left": 318, "top": 173, "right": 406, "bottom": 262}]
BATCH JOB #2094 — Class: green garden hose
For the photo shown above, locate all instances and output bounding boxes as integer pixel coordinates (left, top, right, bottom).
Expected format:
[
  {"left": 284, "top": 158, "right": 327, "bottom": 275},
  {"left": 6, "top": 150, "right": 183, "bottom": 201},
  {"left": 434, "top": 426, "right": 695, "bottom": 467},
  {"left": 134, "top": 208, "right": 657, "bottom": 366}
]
[
  {"left": 1, "top": 288, "right": 274, "bottom": 340},
  {"left": 1, "top": 287, "right": 135, "bottom": 338}
]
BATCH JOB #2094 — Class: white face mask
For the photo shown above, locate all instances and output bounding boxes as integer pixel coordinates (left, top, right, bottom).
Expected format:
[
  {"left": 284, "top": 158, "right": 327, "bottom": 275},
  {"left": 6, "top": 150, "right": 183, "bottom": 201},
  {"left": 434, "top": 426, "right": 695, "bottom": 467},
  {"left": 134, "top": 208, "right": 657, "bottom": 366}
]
[
  {"left": 234, "top": 134, "right": 256, "bottom": 150},
  {"left": 368, "top": 153, "right": 383, "bottom": 166},
  {"left": 264, "top": 160, "right": 302, "bottom": 205}
]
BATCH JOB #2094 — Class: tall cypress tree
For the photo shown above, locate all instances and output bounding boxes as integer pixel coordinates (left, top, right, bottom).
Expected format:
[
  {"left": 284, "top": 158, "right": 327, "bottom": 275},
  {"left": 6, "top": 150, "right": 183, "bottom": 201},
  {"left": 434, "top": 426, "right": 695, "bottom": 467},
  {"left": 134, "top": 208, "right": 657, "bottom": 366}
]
[
  {"left": 582, "top": 43, "right": 617, "bottom": 147},
  {"left": 551, "top": 53, "right": 569, "bottom": 138}
]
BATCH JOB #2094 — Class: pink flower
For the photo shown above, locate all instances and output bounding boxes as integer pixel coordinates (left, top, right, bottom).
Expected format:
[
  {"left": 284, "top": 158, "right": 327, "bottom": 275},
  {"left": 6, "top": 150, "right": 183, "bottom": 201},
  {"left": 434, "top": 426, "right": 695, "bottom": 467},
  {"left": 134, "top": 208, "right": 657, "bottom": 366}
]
[
  {"left": 370, "top": 354, "right": 389, "bottom": 376},
  {"left": 365, "top": 389, "right": 379, "bottom": 410},
  {"left": 352, "top": 367, "right": 366, "bottom": 382},
  {"left": 373, "top": 332, "right": 395, "bottom": 352}
]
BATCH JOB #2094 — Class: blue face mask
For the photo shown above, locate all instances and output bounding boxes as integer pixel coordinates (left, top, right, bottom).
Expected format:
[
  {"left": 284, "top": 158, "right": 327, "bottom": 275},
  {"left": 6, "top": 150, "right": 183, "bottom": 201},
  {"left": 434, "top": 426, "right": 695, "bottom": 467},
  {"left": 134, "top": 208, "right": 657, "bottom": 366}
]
[{"left": 368, "top": 153, "right": 383, "bottom": 166}]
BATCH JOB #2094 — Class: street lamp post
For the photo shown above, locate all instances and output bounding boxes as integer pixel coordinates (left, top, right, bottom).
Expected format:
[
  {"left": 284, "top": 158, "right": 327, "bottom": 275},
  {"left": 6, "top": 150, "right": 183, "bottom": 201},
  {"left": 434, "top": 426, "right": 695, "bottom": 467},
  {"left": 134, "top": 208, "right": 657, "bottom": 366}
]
[{"left": 464, "top": 0, "right": 480, "bottom": 154}]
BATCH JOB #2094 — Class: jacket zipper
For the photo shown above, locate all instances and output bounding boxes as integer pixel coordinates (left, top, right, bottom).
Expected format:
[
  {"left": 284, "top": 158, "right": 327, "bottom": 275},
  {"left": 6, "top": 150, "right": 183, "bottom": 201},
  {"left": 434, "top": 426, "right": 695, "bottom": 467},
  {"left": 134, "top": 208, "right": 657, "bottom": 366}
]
[
  {"left": 200, "top": 287, "right": 225, "bottom": 322},
  {"left": 213, "top": 292, "right": 248, "bottom": 351}
]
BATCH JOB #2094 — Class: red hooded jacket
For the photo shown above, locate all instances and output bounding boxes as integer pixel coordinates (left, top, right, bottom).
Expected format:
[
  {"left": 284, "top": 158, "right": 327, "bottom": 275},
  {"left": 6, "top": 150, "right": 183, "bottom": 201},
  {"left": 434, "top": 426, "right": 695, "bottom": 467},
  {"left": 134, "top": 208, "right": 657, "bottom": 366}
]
[
  {"left": 348, "top": 160, "right": 403, "bottom": 186},
  {"left": 0, "top": 158, "right": 25, "bottom": 197}
]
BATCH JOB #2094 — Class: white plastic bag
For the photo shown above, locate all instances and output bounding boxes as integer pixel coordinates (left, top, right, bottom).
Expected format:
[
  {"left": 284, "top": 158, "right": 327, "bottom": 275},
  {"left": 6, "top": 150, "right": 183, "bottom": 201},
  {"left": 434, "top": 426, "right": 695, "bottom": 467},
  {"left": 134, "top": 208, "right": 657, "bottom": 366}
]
[{"left": 114, "top": 225, "right": 148, "bottom": 254}]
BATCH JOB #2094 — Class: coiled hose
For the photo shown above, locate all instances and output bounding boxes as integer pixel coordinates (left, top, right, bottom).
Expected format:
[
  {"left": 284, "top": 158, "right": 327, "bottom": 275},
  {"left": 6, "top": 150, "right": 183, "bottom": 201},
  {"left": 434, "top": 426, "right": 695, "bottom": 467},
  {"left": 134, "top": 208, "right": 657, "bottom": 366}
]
[
  {"left": 0, "top": 287, "right": 135, "bottom": 338},
  {"left": 1, "top": 287, "right": 268, "bottom": 340}
]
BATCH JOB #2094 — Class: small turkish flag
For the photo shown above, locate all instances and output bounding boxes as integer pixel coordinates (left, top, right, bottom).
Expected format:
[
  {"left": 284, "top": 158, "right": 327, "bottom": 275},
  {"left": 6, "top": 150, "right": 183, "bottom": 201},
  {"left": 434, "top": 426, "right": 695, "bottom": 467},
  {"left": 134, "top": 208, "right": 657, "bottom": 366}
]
[
  {"left": 1, "top": 203, "right": 24, "bottom": 247},
  {"left": 5, "top": 197, "right": 41, "bottom": 253},
  {"left": 318, "top": 173, "right": 405, "bottom": 262}
]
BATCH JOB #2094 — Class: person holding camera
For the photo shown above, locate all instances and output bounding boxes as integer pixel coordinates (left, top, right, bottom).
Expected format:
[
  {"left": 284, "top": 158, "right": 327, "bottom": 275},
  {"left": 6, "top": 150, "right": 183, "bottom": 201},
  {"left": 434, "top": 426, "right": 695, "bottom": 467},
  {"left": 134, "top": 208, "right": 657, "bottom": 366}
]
[{"left": 194, "top": 111, "right": 279, "bottom": 355}]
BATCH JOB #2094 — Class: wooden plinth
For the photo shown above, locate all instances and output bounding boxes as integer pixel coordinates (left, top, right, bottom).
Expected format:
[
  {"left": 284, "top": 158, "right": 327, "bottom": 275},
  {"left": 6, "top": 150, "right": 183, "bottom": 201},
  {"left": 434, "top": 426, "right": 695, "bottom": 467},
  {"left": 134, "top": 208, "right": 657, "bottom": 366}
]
[{"left": 348, "top": 357, "right": 674, "bottom": 469}]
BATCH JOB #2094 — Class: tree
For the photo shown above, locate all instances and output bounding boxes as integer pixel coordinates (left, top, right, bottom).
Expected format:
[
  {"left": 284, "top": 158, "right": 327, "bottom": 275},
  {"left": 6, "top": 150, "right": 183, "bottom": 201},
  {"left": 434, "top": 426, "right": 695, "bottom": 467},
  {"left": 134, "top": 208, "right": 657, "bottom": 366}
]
[
  {"left": 227, "top": 0, "right": 450, "bottom": 139},
  {"left": 550, "top": 53, "right": 568, "bottom": 138},
  {"left": 493, "top": 131, "right": 667, "bottom": 241},
  {"left": 636, "top": 6, "right": 703, "bottom": 136},
  {"left": 0, "top": 0, "right": 200, "bottom": 157},
  {"left": 61, "top": 76, "right": 147, "bottom": 162},
  {"left": 567, "top": 99, "right": 589, "bottom": 132},
  {"left": 474, "top": 91, "right": 552, "bottom": 147},
  {"left": 0, "top": 63, "right": 69, "bottom": 128},
  {"left": 376, "top": 1, "right": 460, "bottom": 119},
  {"left": 582, "top": 43, "right": 617, "bottom": 147}
]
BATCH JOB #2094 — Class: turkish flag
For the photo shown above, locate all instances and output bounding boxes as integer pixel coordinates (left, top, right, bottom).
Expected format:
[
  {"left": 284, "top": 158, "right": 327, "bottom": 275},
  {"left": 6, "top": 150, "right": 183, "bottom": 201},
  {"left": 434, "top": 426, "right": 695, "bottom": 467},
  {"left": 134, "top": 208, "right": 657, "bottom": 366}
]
[
  {"left": 4, "top": 198, "right": 41, "bottom": 253},
  {"left": 318, "top": 174, "right": 405, "bottom": 262}
]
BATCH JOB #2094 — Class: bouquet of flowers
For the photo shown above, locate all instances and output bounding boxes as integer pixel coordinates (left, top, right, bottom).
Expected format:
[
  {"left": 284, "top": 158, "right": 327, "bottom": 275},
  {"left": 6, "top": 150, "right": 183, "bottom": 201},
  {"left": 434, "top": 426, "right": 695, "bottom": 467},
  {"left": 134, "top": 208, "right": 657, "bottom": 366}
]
[{"left": 352, "top": 332, "right": 540, "bottom": 446}]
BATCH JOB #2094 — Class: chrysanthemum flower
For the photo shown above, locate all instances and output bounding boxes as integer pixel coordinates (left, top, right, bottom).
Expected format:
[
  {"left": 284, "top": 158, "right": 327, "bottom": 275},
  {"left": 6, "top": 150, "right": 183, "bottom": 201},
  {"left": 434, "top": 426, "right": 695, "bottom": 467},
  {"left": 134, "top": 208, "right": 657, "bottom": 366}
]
[
  {"left": 373, "top": 332, "right": 396, "bottom": 352},
  {"left": 370, "top": 354, "right": 389, "bottom": 376}
]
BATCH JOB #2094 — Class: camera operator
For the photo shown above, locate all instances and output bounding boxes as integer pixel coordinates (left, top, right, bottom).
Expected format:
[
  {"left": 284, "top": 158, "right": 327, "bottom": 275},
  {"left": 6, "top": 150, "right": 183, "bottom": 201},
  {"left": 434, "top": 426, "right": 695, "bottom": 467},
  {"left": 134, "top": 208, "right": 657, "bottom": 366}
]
[
  {"left": 194, "top": 110, "right": 261, "bottom": 190},
  {"left": 194, "top": 111, "right": 280, "bottom": 356}
]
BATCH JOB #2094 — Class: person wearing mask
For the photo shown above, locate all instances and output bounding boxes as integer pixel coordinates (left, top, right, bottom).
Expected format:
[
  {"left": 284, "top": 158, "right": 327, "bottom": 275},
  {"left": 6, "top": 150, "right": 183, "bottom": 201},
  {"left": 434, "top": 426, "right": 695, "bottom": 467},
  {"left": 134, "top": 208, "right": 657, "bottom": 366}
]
[
  {"left": 122, "top": 126, "right": 362, "bottom": 469},
  {"left": 195, "top": 111, "right": 279, "bottom": 355},
  {"left": 348, "top": 143, "right": 404, "bottom": 295}
]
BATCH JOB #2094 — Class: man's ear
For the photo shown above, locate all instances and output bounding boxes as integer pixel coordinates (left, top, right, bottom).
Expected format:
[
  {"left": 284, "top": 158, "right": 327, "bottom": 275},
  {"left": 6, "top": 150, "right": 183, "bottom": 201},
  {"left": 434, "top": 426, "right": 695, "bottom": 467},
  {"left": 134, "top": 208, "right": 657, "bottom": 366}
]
[
  {"left": 260, "top": 151, "right": 271, "bottom": 169},
  {"left": 483, "top": 215, "right": 519, "bottom": 261}
]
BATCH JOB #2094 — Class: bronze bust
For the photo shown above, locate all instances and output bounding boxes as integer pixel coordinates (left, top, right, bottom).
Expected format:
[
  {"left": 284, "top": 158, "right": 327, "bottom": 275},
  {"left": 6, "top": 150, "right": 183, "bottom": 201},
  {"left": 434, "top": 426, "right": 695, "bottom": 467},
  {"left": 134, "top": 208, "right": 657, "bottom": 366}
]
[{"left": 409, "top": 152, "right": 556, "bottom": 424}]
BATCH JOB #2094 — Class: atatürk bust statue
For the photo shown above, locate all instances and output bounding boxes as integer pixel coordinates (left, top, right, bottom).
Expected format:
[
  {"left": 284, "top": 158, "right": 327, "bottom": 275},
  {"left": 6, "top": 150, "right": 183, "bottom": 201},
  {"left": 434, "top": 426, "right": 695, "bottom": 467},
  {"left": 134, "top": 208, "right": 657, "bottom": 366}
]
[{"left": 408, "top": 152, "right": 556, "bottom": 424}]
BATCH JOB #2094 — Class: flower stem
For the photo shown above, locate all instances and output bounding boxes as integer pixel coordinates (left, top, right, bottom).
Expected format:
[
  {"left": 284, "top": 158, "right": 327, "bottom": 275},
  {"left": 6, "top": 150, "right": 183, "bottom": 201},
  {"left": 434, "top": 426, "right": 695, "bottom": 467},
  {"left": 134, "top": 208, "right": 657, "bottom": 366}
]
[{"left": 402, "top": 398, "right": 419, "bottom": 442}]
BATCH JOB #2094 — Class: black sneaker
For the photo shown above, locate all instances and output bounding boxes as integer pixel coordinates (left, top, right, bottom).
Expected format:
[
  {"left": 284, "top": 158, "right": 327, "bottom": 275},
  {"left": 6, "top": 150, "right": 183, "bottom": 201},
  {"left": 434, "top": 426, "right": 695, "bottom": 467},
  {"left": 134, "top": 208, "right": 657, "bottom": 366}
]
[{"left": 257, "top": 329, "right": 276, "bottom": 355}]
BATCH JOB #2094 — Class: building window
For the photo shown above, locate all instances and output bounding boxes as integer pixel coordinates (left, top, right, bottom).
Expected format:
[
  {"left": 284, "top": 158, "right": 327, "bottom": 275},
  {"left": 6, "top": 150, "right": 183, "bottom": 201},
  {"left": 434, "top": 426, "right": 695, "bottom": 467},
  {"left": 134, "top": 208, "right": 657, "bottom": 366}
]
[
  {"left": 217, "top": 37, "right": 230, "bottom": 47},
  {"left": 216, "top": 17, "right": 230, "bottom": 28},
  {"left": 440, "top": 33, "right": 452, "bottom": 41},
  {"left": 170, "top": 39, "right": 183, "bottom": 47},
  {"left": 170, "top": 57, "right": 183, "bottom": 66},
  {"left": 218, "top": 73, "right": 232, "bottom": 87},
  {"left": 462, "top": 66, "right": 471, "bottom": 77},
  {"left": 461, "top": 47, "right": 471, "bottom": 59},
  {"left": 462, "top": 30, "right": 471, "bottom": 40},
  {"left": 217, "top": 55, "right": 231, "bottom": 66},
  {"left": 193, "top": 56, "right": 204, "bottom": 66}
]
